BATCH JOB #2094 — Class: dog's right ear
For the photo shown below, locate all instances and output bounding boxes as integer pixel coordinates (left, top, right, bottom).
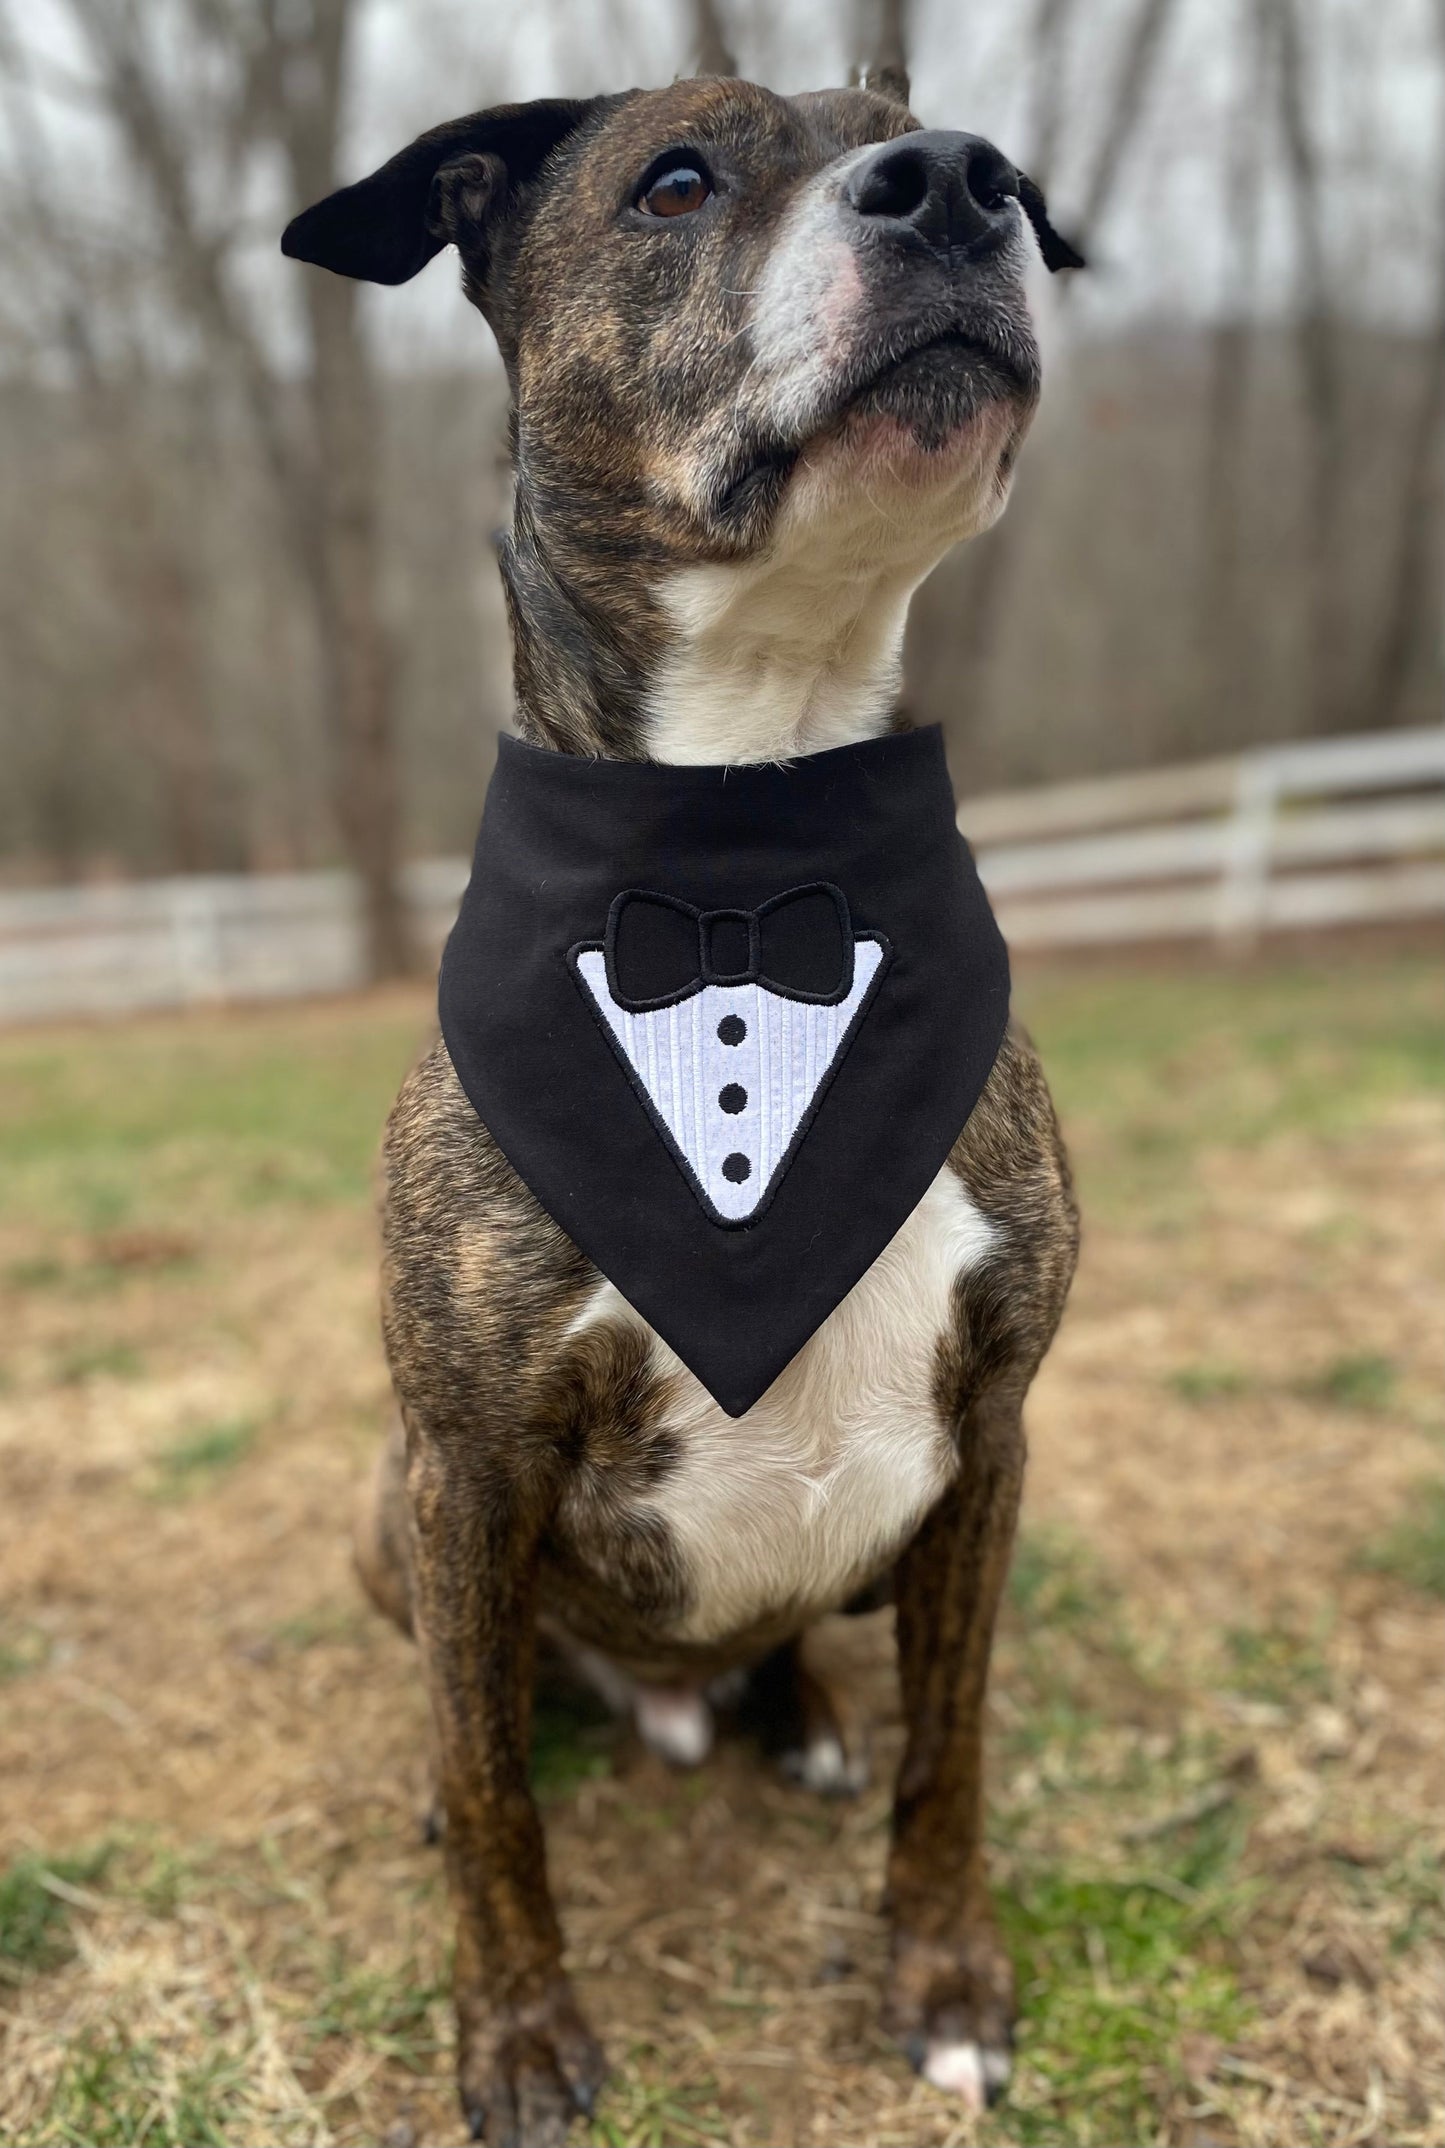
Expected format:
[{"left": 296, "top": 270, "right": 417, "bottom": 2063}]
[{"left": 281, "top": 98, "right": 605, "bottom": 287}]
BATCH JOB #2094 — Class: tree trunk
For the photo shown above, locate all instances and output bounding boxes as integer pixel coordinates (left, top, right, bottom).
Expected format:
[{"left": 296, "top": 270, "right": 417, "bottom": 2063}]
[
  {"left": 278, "top": 0, "right": 409, "bottom": 977},
  {"left": 855, "top": 0, "right": 910, "bottom": 104},
  {"left": 63, "top": 0, "right": 411, "bottom": 978},
  {"left": 1266, "top": 0, "right": 1347, "bottom": 734},
  {"left": 302, "top": 263, "right": 409, "bottom": 977},
  {"left": 942, "top": 0, "right": 1177, "bottom": 762},
  {"left": 1367, "top": 0, "right": 1445, "bottom": 728},
  {"left": 691, "top": 0, "right": 736, "bottom": 77},
  {"left": 1198, "top": 0, "right": 1266, "bottom": 738}
]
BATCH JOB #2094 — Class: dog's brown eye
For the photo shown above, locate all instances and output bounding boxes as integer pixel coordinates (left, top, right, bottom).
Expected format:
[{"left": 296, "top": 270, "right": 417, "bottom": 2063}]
[{"left": 639, "top": 165, "right": 711, "bottom": 218}]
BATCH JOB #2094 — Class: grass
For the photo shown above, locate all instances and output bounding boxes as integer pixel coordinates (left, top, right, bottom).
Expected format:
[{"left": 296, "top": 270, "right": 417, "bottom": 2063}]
[
  {"left": 267, "top": 1600, "right": 370, "bottom": 1652},
  {"left": 1361, "top": 1478, "right": 1445, "bottom": 1598},
  {"left": 1168, "top": 1362, "right": 1254, "bottom": 1405},
  {"left": 531, "top": 1686, "right": 622, "bottom": 1798},
  {"left": 147, "top": 1416, "right": 259, "bottom": 1497},
  {"left": 1219, "top": 1620, "right": 1332, "bottom": 1704},
  {"left": 44, "top": 2028, "right": 258, "bottom": 2148},
  {"left": 1297, "top": 1351, "right": 1398, "bottom": 1411},
  {"left": 0, "top": 1847, "right": 114, "bottom": 1980},
  {"left": 0, "top": 999, "right": 430, "bottom": 1235},
  {"left": 53, "top": 1340, "right": 143, "bottom": 1385},
  {"left": 1008, "top": 1525, "right": 1118, "bottom": 1630},
  {"left": 0, "top": 1620, "right": 51, "bottom": 1681},
  {"left": 996, "top": 1819, "right": 1251, "bottom": 2146},
  {"left": 1168, "top": 1352, "right": 1404, "bottom": 1416},
  {"left": 2, "top": 950, "right": 1441, "bottom": 2148},
  {"left": 1016, "top": 947, "right": 1445, "bottom": 1223},
  {"left": 585, "top": 2060, "right": 730, "bottom": 2147},
  {"left": 302, "top": 1953, "right": 447, "bottom": 2070}
]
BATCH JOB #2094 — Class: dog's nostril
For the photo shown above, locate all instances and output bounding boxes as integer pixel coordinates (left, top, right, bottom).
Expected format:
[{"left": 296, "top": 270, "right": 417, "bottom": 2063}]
[
  {"left": 845, "top": 132, "right": 1021, "bottom": 250},
  {"left": 965, "top": 144, "right": 1019, "bottom": 216},
  {"left": 853, "top": 146, "right": 930, "bottom": 222}
]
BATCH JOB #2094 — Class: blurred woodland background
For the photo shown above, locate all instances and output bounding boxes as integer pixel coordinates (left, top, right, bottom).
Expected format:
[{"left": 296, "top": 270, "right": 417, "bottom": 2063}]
[{"left": 1, "top": 0, "right": 1443, "bottom": 978}]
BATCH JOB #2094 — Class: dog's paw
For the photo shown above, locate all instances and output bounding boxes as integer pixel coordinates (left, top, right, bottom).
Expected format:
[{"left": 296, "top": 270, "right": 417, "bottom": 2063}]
[
  {"left": 633, "top": 1684, "right": 713, "bottom": 1767},
  {"left": 456, "top": 1982, "right": 606, "bottom": 2146},
  {"left": 883, "top": 1919, "right": 1015, "bottom": 2114},
  {"left": 917, "top": 2036, "right": 1012, "bottom": 2111},
  {"left": 778, "top": 1726, "right": 870, "bottom": 1797}
]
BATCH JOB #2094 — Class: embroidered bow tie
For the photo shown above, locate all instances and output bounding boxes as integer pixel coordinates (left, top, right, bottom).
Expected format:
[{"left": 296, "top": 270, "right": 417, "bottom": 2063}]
[{"left": 604, "top": 882, "right": 855, "bottom": 1011}]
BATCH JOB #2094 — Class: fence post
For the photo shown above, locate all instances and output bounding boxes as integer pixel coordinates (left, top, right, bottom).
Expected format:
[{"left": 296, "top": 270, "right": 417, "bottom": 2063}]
[
  {"left": 170, "top": 881, "right": 227, "bottom": 1002},
  {"left": 1215, "top": 754, "right": 1279, "bottom": 952}
]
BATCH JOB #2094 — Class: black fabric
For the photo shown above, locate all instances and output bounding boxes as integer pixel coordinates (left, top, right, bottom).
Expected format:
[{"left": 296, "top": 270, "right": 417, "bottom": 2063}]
[
  {"left": 438, "top": 725, "right": 1009, "bottom": 1418},
  {"left": 608, "top": 883, "right": 853, "bottom": 1007}
]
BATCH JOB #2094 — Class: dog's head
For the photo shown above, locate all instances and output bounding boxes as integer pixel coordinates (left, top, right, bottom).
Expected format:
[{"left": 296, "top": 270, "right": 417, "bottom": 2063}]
[{"left": 285, "top": 79, "right": 1080, "bottom": 753}]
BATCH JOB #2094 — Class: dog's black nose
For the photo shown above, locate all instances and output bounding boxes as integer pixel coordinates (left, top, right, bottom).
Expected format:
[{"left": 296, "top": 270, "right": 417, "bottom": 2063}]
[{"left": 843, "top": 130, "right": 1020, "bottom": 256}]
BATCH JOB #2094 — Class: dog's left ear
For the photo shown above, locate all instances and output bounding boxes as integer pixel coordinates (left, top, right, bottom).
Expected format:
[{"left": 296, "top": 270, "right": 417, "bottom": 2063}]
[
  {"left": 281, "top": 98, "right": 607, "bottom": 286},
  {"left": 1016, "top": 174, "right": 1086, "bottom": 273}
]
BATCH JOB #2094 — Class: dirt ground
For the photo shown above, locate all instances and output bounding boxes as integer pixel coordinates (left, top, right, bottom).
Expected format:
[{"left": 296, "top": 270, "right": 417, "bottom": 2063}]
[{"left": 1, "top": 945, "right": 1442, "bottom": 2147}]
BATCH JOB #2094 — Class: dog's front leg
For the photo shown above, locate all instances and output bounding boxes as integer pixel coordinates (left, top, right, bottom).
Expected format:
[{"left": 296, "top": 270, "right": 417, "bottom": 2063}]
[
  {"left": 884, "top": 1385, "right": 1025, "bottom": 2114},
  {"left": 407, "top": 1431, "right": 605, "bottom": 2147}
]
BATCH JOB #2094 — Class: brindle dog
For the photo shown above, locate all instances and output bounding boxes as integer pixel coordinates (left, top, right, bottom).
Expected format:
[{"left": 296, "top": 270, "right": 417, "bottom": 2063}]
[{"left": 285, "top": 74, "right": 1080, "bottom": 2148}]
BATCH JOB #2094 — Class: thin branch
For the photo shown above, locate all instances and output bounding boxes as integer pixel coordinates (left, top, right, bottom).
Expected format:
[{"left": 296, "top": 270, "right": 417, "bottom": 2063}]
[
  {"left": 63, "top": 0, "right": 305, "bottom": 536},
  {"left": 1078, "top": 0, "right": 1177, "bottom": 242},
  {"left": 0, "top": 1, "right": 103, "bottom": 385},
  {"left": 1028, "top": 0, "right": 1079, "bottom": 189}
]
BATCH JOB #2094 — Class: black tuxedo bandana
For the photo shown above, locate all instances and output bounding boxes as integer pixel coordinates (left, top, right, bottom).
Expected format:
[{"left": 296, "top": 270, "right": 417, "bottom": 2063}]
[{"left": 439, "top": 726, "right": 1010, "bottom": 1419}]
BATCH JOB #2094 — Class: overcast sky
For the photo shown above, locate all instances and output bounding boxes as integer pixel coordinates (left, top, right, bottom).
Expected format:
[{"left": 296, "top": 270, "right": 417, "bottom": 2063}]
[{"left": 7, "top": 0, "right": 1444, "bottom": 374}]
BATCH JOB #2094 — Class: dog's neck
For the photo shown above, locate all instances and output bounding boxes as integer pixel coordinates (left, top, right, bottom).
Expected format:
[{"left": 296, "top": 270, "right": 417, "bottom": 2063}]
[
  {"left": 644, "top": 549, "right": 914, "bottom": 764},
  {"left": 502, "top": 499, "right": 917, "bottom": 767}
]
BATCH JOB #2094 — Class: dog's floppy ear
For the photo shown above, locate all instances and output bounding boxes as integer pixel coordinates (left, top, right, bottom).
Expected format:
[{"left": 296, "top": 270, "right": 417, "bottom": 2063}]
[
  {"left": 1016, "top": 173, "right": 1086, "bottom": 273},
  {"left": 281, "top": 98, "right": 604, "bottom": 286}
]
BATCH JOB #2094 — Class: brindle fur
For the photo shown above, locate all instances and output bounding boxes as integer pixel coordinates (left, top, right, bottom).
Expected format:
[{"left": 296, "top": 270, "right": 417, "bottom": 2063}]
[
  {"left": 291, "top": 72, "right": 1080, "bottom": 2146},
  {"left": 364, "top": 1027, "right": 1076, "bottom": 2135}
]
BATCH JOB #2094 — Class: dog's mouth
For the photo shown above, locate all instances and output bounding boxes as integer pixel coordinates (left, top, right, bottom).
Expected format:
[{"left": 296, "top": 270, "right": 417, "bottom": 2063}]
[
  {"left": 826, "top": 319, "right": 1040, "bottom": 447},
  {"left": 709, "top": 316, "right": 1038, "bottom": 539}
]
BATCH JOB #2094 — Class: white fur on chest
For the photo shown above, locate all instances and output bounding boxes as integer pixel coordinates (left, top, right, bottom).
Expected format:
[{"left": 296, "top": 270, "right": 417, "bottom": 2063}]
[{"left": 567, "top": 1166, "right": 995, "bottom": 1644}]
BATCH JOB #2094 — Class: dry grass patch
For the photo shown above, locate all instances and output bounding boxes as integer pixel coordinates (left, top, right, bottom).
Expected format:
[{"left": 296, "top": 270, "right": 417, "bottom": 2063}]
[{"left": 1, "top": 952, "right": 1442, "bottom": 2145}]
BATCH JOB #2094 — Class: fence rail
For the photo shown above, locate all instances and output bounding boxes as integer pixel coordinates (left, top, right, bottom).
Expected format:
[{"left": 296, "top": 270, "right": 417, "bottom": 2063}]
[
  {"left": 1, "top": 727, "right": 1441, "bottom": 1022},
  {"left": 959, "top": 725, "right": 1445, "bottom": 951}
]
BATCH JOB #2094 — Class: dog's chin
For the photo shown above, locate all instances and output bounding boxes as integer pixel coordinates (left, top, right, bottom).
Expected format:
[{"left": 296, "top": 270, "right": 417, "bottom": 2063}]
[
  {"left": 837, "top": 338, "right": 1035, "bottom": 454},
  {"left": 705, "top": 344, "right": 1035, "bottom": 550},
  {"left": 789, "top": 349, "right": 1032, "bottom": 528}
]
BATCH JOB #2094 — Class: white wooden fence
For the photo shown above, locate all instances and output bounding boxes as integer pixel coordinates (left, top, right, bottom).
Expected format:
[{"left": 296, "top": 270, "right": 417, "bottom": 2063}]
[
  {"left": 959, "top": 724, "right": 1445, "bottom": 951},
  {"left": 1, "top": 727, "right": 1441, "bottom": 1023}
]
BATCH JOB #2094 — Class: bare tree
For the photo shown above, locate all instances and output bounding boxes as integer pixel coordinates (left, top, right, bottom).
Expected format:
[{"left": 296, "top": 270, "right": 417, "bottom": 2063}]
[
  {"left": 1075, "top": 0, "right": 1176, "bottom": 242},
  {"left": 936, "top": 0, "right": 1180, "bottom": 752},
  {"left": 47, "top": 0, "right": 409, "bottom": 976},
  {"left": 691, "top": 0, "right": 736, "bottom": 78},
  {"left": 854, "top": 0, "right": 910, "bottom": 106},
  {"left": 1199, "top": 0, "right": 1268, "bottom": 730},
  {"left": 1369, "top": 0, "right": 1445, "bottom": 726},
  {"left": 1263, "top": 0, "right": 1348, "bottom": 731},
  {"left": 1028, "top": 0, "right": 1080, "bottom": 192}
]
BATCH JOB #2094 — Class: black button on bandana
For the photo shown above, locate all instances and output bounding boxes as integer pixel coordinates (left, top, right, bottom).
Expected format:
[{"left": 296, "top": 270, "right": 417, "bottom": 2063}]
[{"left": 438, "top": 725, "right": 1009, "bottom": 1418}]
